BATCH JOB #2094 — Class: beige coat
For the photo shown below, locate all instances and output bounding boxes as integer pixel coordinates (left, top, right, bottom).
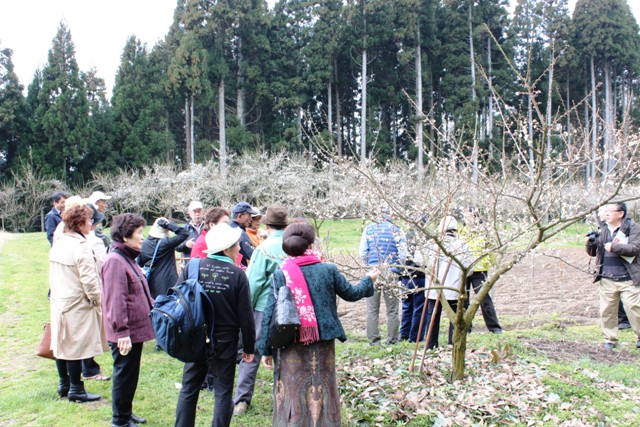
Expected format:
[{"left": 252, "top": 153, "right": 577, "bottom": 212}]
[{"left": 49, "top": 232, "right": 108, "bottom": 360}]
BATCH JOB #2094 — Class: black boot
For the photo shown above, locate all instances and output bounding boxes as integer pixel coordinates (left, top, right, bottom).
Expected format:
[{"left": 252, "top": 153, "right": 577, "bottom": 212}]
[
  {"left": 57, "top": 378, "right": 70, "bottom": 398},
  {"left": 67, "top": 381, "right": 101, "bottom": 402}
]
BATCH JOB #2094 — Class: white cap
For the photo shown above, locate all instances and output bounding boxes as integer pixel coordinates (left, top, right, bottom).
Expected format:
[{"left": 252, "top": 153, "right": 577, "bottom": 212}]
[
  {"left": 188, "top": 201, "right": 203, "bottom": 211},
  {"left": 205, "top": 223, "right": 242, "bottom": 254},
  {"left": 439, "top": 215, "right": 458, "bottom": 232},
  {"left": 89, "top": 191, "right": 111, "bottom": 204}
]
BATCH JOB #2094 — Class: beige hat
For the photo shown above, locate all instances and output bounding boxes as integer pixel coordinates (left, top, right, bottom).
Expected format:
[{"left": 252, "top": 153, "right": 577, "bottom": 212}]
[
  {"left": 439, "top": 215, "right": 458, "bottom": 232},
  {"left": 64, "top": 195, "right": 86, "bottom": 210},
  {"left": 149, "top": 217, "right": 170, "bottom": 239},
  {"left": 205, "top": 223, "right": 242, "bottom": 254}
]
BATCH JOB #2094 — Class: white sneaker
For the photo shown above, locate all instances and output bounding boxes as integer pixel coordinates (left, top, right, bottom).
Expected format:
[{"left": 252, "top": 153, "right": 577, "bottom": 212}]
[{"left": 233, "top": 401, "right": 249, "bottom": 415}]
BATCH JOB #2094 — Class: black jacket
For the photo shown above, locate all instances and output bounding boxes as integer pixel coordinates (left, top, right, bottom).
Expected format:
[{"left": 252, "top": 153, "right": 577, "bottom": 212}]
[
  {"left": 175, "top": 222, "right": 204, "bottom": 259},
  {"left": 229, "top": 220, "right": 255, "bottom": 266},
  {"left": 138, "top": 223, "right": 189, "bottom": 298},
  {"left": 586, "top": 217, "right": 640, "bottom": 286},
  {"left": 180, "top": 257, "right": 255, "bottom": 354}
]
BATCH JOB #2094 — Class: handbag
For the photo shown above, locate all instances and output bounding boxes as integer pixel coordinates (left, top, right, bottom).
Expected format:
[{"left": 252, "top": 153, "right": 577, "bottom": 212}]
[
  {"left": 268, "top": 285, "right": 301, "bottom": 349},
  {"left": 36, "top": 322, "right": 55, "bottom": 359},
  {"left": 142, "top": 241, "right": 160, "bottom": 282}
]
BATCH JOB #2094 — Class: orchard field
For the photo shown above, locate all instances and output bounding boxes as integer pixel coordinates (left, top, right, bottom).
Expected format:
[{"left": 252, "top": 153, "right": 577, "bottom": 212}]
[{"left": 1, "top": 223, "right": 639, "bottom": 426}]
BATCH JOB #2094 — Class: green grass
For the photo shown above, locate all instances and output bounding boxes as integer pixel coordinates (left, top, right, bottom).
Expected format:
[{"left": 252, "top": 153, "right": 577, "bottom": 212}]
[
  {"left": 1, "top": 230, "right": 639, "bottom": 426},
  {"left": 316, "top": 218, "right": 364, "bottom": 253}
]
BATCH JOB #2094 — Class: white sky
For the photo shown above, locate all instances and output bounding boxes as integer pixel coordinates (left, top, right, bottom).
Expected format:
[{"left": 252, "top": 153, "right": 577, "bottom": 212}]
[{"left": 1, "top": 0, "right": 639, "bottom": 98}]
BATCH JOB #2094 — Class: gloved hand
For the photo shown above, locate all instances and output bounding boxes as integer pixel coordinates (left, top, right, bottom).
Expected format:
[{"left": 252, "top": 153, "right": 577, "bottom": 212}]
[{"left": 157, "top": 218, "right": 170, "bottom": 229}]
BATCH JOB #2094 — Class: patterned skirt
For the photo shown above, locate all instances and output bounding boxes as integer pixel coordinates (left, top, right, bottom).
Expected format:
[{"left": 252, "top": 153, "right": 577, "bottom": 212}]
[{"left": 272, "top": 339, "right": 341, "bottom": 427}]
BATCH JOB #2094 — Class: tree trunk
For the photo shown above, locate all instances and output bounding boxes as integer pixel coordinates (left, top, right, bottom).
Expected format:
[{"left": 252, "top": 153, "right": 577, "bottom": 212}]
[
  {"left": 416, "top": 40, "right": 424, "bottom": 180},
  {"left": 190, "top": 94, "right": 195, "bottom": 165},
  {"left": 469, "top": 3, "right": 476, "bottom": 102},
  {"left": 360, "top": 48, "right": 367, "bottom": 164},
  {"left": 237, "top": 37, "right": 245, "bottom": 127},
  {"left": 299, "top": 106, "right": 304, "bottom": 151},
  {"left": 604, "top": 60, "right": 613, "bottom": 174},
  {"left": 219, "top": 78, "right": 227, "bottom": 177},
  {"left": 392, "top": 107, "right": 397, "bottom": 158},
  {"left": 328, "top": 83, "right": 333, "bottom": 148},
  {"left": 585, "top": 86, "right": 590, "bottom": 182},
  {"left": 185, "top": 97, "right": 191, "bottom": 165},
  {"left": 450, "top": 321, "right": 469, "bottom": 381},
  {"left": 566, "top": 81, "right": 571, "bottom": 160},
  {"left": 487, "top": 38, "right": 494, "bottom": 160},
  {"left": 429, "top": 72, "right": 435, "bottom": 166},
  {"left": 545, "top": 43, "right": 554, "bottom": 185},
  {"left": 472, "top": 114, "right": 479, "bottom": 185},
  {"left": 591, "top": 56, "right": 597, "bottom": 183},
  {"left": 335, "top": 57, "right": 342, "bottom": 155},
  {"left": 527, "top": 73, "right": 534, "bottom": 184}
]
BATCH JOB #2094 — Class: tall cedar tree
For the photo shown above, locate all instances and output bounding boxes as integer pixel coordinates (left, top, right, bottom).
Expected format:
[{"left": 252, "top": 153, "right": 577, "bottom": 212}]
[
  {"left": 0, "top": 46, "right": 27, "bottom": 175},
  {"left": 31, "top": 23, "right": 91, "bottom": 181}
]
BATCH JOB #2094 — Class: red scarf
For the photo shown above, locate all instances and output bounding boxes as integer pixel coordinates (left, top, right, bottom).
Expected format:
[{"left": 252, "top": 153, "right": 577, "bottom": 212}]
[{"left": 280, "top": 249, "right": 322, "bottom": 345}]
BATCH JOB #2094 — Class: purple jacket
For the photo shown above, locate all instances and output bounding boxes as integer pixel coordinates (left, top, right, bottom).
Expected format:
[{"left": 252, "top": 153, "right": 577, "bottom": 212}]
[{"left": 101, "top": 244, "right": 155, "bottom": 343}]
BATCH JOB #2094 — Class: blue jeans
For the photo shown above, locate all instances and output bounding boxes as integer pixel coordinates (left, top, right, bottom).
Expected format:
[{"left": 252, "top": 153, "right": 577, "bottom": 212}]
[
  {"left": 175, "top": 336, "right": 238, "bottom": 427},
  {"left": 400, "top": 277, "right": 426, "bottom": 342}
]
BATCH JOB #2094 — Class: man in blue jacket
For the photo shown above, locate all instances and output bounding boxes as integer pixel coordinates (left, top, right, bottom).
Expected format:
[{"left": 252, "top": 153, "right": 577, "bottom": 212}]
[
  {"left": 44, "top": 192, "right": 69, "bottom": 246},
  {"left": 360, "top": 210, "right": 406, "bottom": 345}
]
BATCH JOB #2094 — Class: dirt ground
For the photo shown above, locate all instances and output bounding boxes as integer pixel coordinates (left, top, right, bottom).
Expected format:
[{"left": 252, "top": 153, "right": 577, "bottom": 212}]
[{"left": 337, "top": 247, "right": 640, "bottom": 363}]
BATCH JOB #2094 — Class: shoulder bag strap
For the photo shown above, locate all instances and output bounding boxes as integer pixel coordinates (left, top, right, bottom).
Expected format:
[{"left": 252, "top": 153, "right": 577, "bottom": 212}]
[{"left": 148, "top": 240, "right": 161, "bottom": 269}]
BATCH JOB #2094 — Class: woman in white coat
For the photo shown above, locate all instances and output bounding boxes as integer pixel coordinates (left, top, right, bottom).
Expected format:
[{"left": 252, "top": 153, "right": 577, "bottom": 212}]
[
  {"left": 419, "top": 216, "right": 473, "bottom": 349},
  {"left": 49, "top": 204, "right": 107, "bottom": 402}
]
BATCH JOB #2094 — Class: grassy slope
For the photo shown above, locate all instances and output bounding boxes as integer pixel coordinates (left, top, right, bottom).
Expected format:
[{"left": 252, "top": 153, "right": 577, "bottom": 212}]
[{"left": 0, "top": 222, "right": 638, "bottom": 426}]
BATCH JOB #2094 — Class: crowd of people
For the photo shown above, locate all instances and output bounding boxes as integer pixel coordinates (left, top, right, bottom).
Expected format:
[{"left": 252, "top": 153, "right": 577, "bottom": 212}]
[
  {"left": 44, "top": 194, "right": 377, "bottom": 427},
  {"left": 43, "top": 192, "right": 640, "bottom": 427}
]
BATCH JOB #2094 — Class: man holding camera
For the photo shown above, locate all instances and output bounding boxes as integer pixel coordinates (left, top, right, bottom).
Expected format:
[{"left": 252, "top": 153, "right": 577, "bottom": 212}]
[{"left": 586, "top": 202, "right": 640, "bottom": 350}]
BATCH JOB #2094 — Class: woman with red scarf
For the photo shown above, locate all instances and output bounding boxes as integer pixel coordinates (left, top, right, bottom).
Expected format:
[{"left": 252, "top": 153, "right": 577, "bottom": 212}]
[{"left": 258, "top": 222, "right": 378, "bottom": 426}]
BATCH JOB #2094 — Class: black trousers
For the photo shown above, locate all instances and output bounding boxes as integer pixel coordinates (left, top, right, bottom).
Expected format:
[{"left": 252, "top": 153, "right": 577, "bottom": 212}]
[
  {"left": 175, "top": 336, "right": 238, "bottom": 427},
  {"left": 109, "top": 342, "right": 144, "bottom": 426},
  {"left": 82, "top": 357, "right": 101, "bottom": 377},
  {"left": 424, "top": 299, "right": 458, "bottom": 349},
  {"left": 466, "top": 271, "right": 502, "bottom": 331},
  {"left": 55, "top": 359, "right": 82, "bottom": 384}
]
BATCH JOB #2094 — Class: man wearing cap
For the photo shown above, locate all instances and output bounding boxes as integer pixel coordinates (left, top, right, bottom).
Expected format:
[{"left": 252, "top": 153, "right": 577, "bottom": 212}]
[
  {"left": 233, "top": 204, "right": 289, "bottom": 415},
  {"left": 176, "top": 201, "right": 205, "bottom": 262},
  {"left": 360, "top": 210, "right": 406, "bottom": 346},
  {"left": 246, "top": 212, "right": 263, "bottom": 248},
  {"left": 175, "top": 223, "right": 255, "bottom": 427},
  {"left": 88, "top": 191, "right": 112, "bottom": 248},
  {"left": 45, "top": 192, "right": 69, "bottom": 246},
  {"left": 229, "top": 202, "right": 259, "bottom": 267},
  {"left": 89, "top": 191, "right": 112, "bottom": 213}
]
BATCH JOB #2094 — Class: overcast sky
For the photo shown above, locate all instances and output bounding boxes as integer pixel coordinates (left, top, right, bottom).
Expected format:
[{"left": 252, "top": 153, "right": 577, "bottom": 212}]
[{"left": 1, "top": 0, "right": 639, "bottom": 97}]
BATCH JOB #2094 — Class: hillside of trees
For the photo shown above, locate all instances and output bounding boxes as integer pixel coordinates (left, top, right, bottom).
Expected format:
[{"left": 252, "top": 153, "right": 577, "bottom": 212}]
[{"left": 1, "top": 0, "right": 639, "bottom": 184}]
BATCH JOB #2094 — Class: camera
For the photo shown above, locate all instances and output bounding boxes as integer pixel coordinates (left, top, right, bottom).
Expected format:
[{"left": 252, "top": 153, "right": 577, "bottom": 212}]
[{"left": 585, "top": 230, "right": 599, "bottom": 244}]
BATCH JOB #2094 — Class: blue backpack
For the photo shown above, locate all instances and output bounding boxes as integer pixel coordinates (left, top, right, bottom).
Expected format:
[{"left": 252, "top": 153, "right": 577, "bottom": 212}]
[{"left": 150, "top": 259, "right": 214, "bottom": 363}]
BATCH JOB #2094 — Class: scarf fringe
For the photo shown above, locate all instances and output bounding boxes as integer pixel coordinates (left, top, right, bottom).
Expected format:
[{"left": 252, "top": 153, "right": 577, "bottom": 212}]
[{"left": 299, "top": 326, "right": 320, "bottom": 345}]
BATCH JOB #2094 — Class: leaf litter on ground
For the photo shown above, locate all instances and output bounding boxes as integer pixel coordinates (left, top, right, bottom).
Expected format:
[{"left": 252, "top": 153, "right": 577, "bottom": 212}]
[{"left": 338, "top": 346, "right": 640, "bottom": 426}]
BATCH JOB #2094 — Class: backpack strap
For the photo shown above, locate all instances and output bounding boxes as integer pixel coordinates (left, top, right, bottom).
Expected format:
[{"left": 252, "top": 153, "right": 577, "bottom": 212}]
[{"left": 188, "top": 258, "right": 201, "bottom": 281}]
